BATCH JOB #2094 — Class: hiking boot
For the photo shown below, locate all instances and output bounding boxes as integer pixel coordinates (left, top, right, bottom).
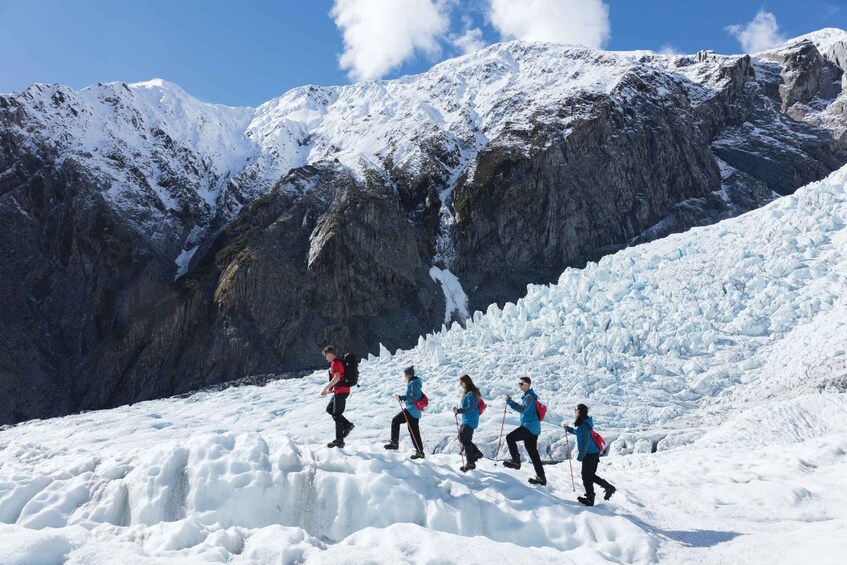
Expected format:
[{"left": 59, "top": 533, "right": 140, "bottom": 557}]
[
  {"left": 528, "top": 476, "right": 547, "bottom": 486},
  {"left": 577, "top": 494, "right": 595, "bottom": 506},
  {"left": 410, "top": 451, "right": 425, "bottom": 460},
  {"left": 502, "top": 459, "right": 521, "bottom": 470},
  {"left": 383, "top": 441, "right": 399, "bottom": 450},
  {"left": 603, "top": 485, "right": 616, "bottom": 501},
  {"left": 343, "top": 423, "right": 355, "bottom": 438},
  {"left": 460, "top": 462, "right": 476, "bottom": 473},
  {"left": 327, "top": 439, "right": 345, "bottom": 448}
]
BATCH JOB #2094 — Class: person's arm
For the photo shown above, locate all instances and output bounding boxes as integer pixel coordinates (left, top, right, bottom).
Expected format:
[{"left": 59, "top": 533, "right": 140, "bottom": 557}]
[
  {"left": 563, "top": 425, "right": 575, "bottom": 434},
  {"left": 456, "top": 393, "right": 472, "bottom": 414},
  {"left": 398, "top": 381, "right": 412, "bottom": 401},
  {"left": 508, "top": 397, "right": 526, "bottom": 412},
  {"left": 321, "top": 370, "right": 342, "bottom": 396}
]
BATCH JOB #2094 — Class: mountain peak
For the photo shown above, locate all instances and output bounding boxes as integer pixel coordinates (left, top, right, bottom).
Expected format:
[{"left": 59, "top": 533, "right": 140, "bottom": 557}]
[
  {"left": 784, "top": 27, "right": 847, "bottom": 53},
  {"left": 129, "top": 77, "right": 186, "bottom": 92}
]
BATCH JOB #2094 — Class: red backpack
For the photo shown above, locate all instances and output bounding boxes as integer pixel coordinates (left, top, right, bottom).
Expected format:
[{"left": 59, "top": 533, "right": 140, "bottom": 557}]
[
  {"left": 590, "top": 429, "right": 606, "bottom": 452},
  {"left": 477, "top": 397, "right": 486, "bottom": 415},
  {"left": 535, "top": 399, "right": 547, "bottom": 421},
  {"left": 413, "top": 392, "right": 429, "bottom": 411}
]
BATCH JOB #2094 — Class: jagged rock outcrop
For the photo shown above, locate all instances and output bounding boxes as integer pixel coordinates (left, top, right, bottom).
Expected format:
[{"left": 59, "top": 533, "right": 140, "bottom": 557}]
[
  {"left": 450, "top": 68, "right": 720, "bottom": 306},
  {"left": 71, "top": 164, "right": 443, "bottom": 411},
  {"left": 3, "top": 32, "right": 847, "bottom": 423}
]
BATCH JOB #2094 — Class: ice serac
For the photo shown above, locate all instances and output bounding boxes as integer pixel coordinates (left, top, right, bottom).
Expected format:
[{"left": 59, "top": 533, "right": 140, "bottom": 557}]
[{"left": 2, "top": 32, "right": 847, "bottom": 423}]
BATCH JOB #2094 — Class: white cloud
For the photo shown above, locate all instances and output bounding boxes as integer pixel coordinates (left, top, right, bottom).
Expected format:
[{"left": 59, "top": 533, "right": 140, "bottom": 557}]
[
  {"left": 331, "top": 0, "right": 451, "bottom": 81},
  {"left": 658, "top": 43, "right": 680, "bottom": 55},
  {"left": 451, "top": 16, "right": 487, "bottom": 54},
  {"left": 488, "top": 0, "right": 611, "bottom": 49},
  {"left": 453, "top": 27, "right": 486, "bottom": 54},
  {"left": 726, "top": 10, "right": 787, "bottom": 53}
]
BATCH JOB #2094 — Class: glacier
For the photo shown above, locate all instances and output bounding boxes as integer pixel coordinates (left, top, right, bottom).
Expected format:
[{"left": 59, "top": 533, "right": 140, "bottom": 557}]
[{"left": 1, "top": 149, "right": 846, "bottom": 562}]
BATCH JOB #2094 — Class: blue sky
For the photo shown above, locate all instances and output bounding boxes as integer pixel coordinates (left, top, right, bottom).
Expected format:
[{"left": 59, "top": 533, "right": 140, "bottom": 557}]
[{"left": 1, "top": 0, "right": 846, "bottom": 106}]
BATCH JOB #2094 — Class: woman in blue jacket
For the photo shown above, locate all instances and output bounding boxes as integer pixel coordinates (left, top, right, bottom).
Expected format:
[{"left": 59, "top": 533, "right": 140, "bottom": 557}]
[
  {"left": 564, "top": 403, "right": 616, "bottom": 506},
  {"left": 453, "top": 374, "right": 484, "bottom": 472},
  {"left": 503, "top": 376, "right": 546, "bottom": 486},
  {"left": 385, "top": 366, "right": 425, "bottom": 459}
]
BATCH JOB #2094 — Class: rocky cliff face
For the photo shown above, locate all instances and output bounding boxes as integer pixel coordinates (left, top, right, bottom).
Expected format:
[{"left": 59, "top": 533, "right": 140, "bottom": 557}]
[{"left": 3, "top": 31, "right": 847, "bottom": 424}]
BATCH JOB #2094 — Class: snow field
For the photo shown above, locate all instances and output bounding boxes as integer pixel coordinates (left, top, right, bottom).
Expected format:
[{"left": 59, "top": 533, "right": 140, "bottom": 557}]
[
  {"left": 0, "top": 429, "right": 658, "bottom": 563},
  {"left": 2, "top": 160, "right": 847, "bottom": 562}
]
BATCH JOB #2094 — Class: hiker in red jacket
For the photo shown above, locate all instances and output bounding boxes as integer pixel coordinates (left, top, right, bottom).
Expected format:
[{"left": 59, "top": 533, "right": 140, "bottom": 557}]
[{"left": 321, "top": 346, "right": 354, "bottom": 448}]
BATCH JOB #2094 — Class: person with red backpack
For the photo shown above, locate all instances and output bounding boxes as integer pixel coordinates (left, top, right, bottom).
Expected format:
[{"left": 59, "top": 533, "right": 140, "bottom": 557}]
[
  {"left": 321, "top": 346, "right": 354, "bottom": 448},
  {"left": 503, "top": 376, "right": 547, "bottom": 486},
  {"left": 453, "top": 374, "right": 485, "bottom": 472},
  {"left": 384, "top": 366, "right": 425, "bottom": 459},
  {"left": 564, "top": 403, "right": 616, "bottom": 506}
]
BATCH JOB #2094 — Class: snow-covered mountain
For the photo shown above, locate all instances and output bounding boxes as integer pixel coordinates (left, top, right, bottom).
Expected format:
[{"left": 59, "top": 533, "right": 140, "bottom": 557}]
[
  {"left": 8, "top": 34, "right": 847, "bottom": 253},
  {"left": 3, "top": 30, "right": 847, "bottom": 424},
  {"left": 1, "top": 155, "right": 846, "bottom": 564}
]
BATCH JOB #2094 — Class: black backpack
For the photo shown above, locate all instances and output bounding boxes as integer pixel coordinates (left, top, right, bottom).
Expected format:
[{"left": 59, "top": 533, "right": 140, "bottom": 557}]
[{"left": 342, "top": 353, "right": 359, "bottom": 387}]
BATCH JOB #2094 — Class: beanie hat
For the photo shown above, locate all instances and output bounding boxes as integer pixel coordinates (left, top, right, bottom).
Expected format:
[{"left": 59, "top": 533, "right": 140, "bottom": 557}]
[{"left": 404, "top": 365, "right": 415, "bottom": 377}]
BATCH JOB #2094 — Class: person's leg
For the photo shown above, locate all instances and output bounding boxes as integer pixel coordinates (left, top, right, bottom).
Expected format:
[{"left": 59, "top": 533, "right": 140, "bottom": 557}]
[
  {"left": 506, "top": 428, "right": 523, "bottom": 462},
  {"left": 593, "top": 472, "right": 612, "bottom": 490},
  {"left": 459, "top": 424, "right": 474, "bottom": 462},
  {"left": 591, "top": 459, "right": 615, "bottom": 498},
  {"left": 390, "top": 411, "right": 405, "bottom": 444},
  {"left": 340, "top": 393, "right": 352, "bottom": 431},
  {"left": 524, "top": 434, "right": 545, "bottom": 479},
  {"left": 473, "top": 444, "right": 484, "bottom": 461},
  {"left": 331, "top": 394, "right": 348, "bottom": 442},
  {"left": 408, "top": 412, "right": 424, "bottom": 453},
  {"left": 582, "top": 453, "right": 600, "bottom": 498}
]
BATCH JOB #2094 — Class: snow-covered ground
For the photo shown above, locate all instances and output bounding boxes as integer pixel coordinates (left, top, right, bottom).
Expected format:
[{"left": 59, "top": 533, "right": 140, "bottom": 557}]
[{"left": 2, "top": 164, "right": 847, "bottom": 562}]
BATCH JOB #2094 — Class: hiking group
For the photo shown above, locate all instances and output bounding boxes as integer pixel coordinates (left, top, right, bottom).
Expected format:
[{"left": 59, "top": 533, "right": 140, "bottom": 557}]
[{"left": 320, "top": 346, "right": 616, "bottom": 507}]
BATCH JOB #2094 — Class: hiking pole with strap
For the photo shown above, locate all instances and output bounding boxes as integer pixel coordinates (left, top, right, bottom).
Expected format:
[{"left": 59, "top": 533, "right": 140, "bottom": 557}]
[
  {"left": 494, "top": 401, "right": 507, "bottom": 465},
  {"left": 565, "top": 428, "right": 576, "bottom": 492},
  {"left": 454, "top": 412, "right": 466, "bottom": 468},
  {"left": 397, "top": 396, "right": 424, "bottom": 455}
]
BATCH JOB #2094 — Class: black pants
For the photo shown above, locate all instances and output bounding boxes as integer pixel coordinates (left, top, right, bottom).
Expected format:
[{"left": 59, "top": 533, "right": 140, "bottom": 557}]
[
  {"left": 459, "top": 424, "right": 484, "bottom": 463},
  {"left": 326, "top": 393, "right": 351, "bottom": 442},
  {"left": 581, "top": 452, "right": 613, "bottom": 497},
  {"left": 506, "top": 426, "right": 545, "bottom": 479},
  {"left": 391, "top": 410, "right": 424, "bottom": 453}
]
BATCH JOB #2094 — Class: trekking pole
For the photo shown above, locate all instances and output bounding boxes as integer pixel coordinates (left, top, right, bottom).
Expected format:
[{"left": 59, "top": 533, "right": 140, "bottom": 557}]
[
  {"left": 454, "top": 412, "right": 466, "bottom": 468},
  {"left": 565, "top": 429, "right": 576, "bottom": 492},
  {"left": 397, "top": 397, "right": 424, "bottom": 455},
  {"left": 494, "top": 402, "right": 507, "bottom": 465}
]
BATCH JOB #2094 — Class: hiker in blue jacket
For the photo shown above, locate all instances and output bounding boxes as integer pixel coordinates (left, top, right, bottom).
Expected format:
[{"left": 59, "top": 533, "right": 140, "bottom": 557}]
[
  {"left": 385, "top": 366, "right": 425, "bottom": 459},
  {"left": 564, "top": 403, "right": 616, "bottom": 506},
  {"left": 503, "top": 376, "right": 547, "bottom": 485},
  {"left": 453, "top": 374, "right": 485, "bottom": 472}
]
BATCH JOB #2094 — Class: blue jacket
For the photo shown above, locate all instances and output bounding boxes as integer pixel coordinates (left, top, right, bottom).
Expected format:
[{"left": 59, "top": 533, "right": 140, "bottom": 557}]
[
  {"left": 565, "top": 416, "right": 601, "bottom": 462},
  {"left": 507, "top": 388, "right": 541, "bottom": 436},
  {"left": 399, "top": 377, "right": 423, "bottom": 419},
  {"left": 456, "top": 391, "right": 479, "bottom": 429}
]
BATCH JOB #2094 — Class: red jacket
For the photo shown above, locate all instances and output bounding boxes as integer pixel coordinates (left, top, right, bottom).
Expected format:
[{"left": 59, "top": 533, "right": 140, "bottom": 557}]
[{"left": 329, "top": 358, "right": 349, "bottom": 394}]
